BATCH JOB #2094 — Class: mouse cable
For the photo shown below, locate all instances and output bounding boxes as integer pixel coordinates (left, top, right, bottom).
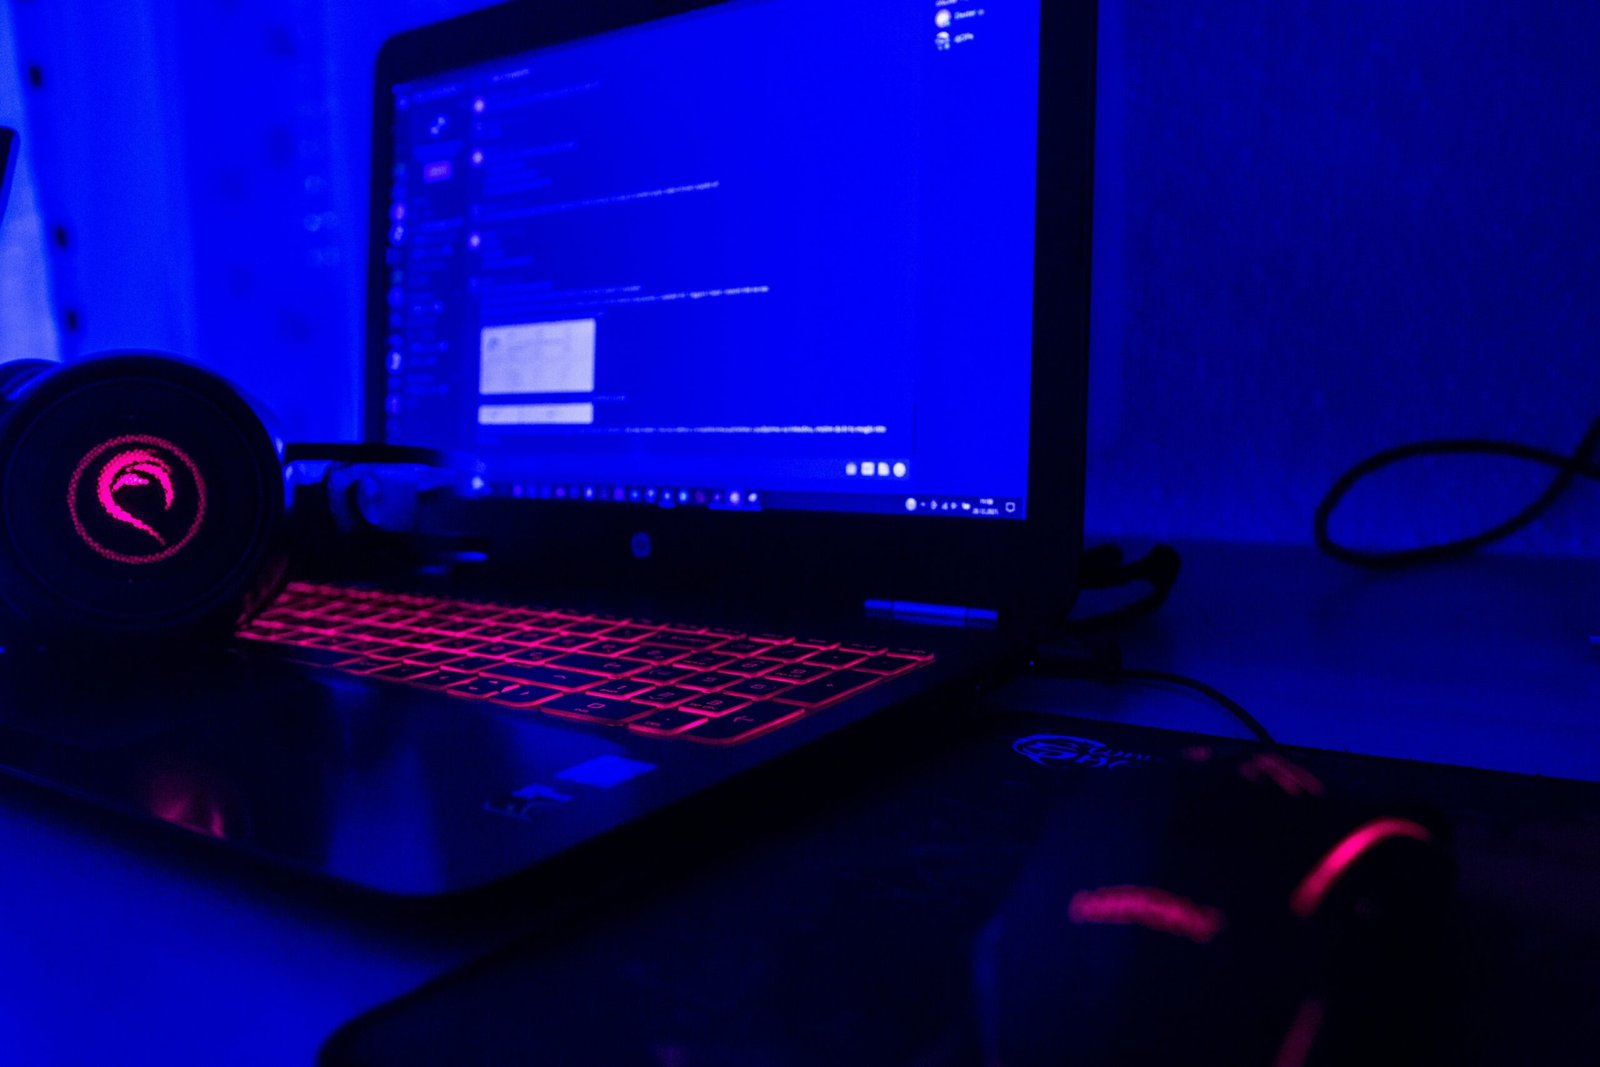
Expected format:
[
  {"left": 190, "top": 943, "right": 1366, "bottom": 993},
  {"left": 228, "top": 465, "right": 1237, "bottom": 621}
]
[
  {"left": 1030, "top": 638, "right": 1277, "bottom": 747},
  {"left": 1116, "top": 668, "right": 1276, "bottom": 747},
  {"left": 1315, "top": 414, "right": 1600, "bottom": 568}
]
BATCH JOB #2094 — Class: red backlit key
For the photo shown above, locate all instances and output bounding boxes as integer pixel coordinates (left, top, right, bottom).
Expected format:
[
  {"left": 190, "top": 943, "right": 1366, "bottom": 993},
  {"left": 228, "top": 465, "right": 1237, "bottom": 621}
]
[
  {"left": 674, "top": 652, "right": 734, "bottom": 671},
  {"left": 678, "top": 671, "right": 741, "bottom": 691},
  {"left": 550, "top": 653, "right": 646, "bottom": 675},
  {"left": 678, "top": 693, "right": 752, "bottom": 717},
  {"left": 496, "top": 610, "right": 541, "bottom": 624},
  {"left": 442, "top": 655, "right": 500, "bottom": 673},
  {"left": 468, "top": 624, "right": 518, "bottom": 638},
  {"left": 505, "top": 628, "right": 558, "bottom": 644},
  {"left": 403, "top": 649, "right": 460, "bottom": 666},
  {"left": 644, "top": 632, "right": 721, "bottom": 649},
  {"left": 684, "top": 702, "right": 805, "bottom": 745},
  {"left": 482, "top": 663, "right": 607, "bottom": 690},
  {"left": 854, "top": 654, "right": 919, "bottom": 675},
  {"left": 633, "top": 686, "right": 697, "bottom": 706},
  {"left": 297, "top": 633, "right": 352, "bottom": 649},
  {"left": 540, "top": 693, "right": 652, "bottom": 724},
  {"left": 725, "top": 657, "right": 783, "bottom": 676},
  {"left": 715, "top": 639, "right": 775, "bottom": 656},
  {"left": 722, "top": 677, "right": 793, "bottom": 700},
  {"left": 369, "top": 662, "right": 436, "bottom": 682},
  {"left": 771, "top": 670, "right": 880, "bottom": 708},
  {"left": 501, "top": 646, "right": 559, "bottom": 665},
  {"left": 473, "top": 641, "right": 529, "bottom": 658},
  {"left": 628, "top": 708, "right": 708, "bottom": 737},
  {"left": 580, "top": 639, "right": 638, "bottom": 657},
  {"left": 486, "top": 684, "right": 561, "bottom": 707},
  {"left": 337, "top": 639, "right": 391, "bottom": 655},
  {"left": 366, "top": 624, "right": 416, "bottom": 641},
  {"left": 767, "top": 663, "right": 831, "bottom": 683},
  {"left": 588, "top": 678, "right": 655, "bottom": 699},
  {"left": 448, "top": 676, "right": 517, "bottom": 699},
  {"left": 539, "top": 634, "right": 592, "bottom": 650},
  {"left": 600, "top": 625, "right": 657, "bottom": 641},
  {"left": 333, "top": 624, "right": 384, "bottom": 638},
  {"left": 806, "top": 649, "right": 867, "bottom": 668},
  {"left": 536, "top": 610, "right": 587, "bottom": 624},
  {"left": 283, "top": 627, "right": 340, "bottom": 644},
  {"left": 758, "top": 645, "right": 815, "bottom": 662},
  {"left": 628, "top": 645, "right": 689, "bottom": 663},
  {"left": 428, "top": 636, "right": 481, "bottom": 651},
  {"left": 634, "top": 666, "right": 692, "bottom": 684},
  {"left": 410, "top": 669, "right": 473, "bottom": 689}
]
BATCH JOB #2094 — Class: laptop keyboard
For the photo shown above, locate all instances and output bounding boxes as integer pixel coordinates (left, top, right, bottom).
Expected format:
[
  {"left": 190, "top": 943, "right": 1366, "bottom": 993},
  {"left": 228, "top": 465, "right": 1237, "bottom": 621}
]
[{"left": 236, "top": 582, "right": 934, "bottom": 746}]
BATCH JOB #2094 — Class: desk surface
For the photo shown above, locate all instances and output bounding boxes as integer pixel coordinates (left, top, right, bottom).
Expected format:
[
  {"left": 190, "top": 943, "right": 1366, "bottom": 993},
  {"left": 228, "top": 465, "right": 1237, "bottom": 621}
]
[
  {"left": 0, "top": 541, "right": 1594, "bottom": 1063},
  {"left": 1012, "top": 539, "right": 1600, "bottom": 781}
]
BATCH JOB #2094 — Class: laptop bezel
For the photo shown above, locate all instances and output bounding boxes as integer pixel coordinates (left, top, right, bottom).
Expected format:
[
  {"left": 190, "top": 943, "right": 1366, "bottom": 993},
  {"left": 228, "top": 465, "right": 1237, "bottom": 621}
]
[{"left": 366, "top": 0, "right": 1094, "bottom": 630}]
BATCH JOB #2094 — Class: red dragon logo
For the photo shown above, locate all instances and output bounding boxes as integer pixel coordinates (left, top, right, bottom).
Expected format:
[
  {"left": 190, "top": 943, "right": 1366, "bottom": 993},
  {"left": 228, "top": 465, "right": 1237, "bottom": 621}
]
[
  {"left": 97, "top": 448, "right": 177, "bottom": 544},
  {"left": 67, "top": 434, "right": 207, "bottom": 564}
]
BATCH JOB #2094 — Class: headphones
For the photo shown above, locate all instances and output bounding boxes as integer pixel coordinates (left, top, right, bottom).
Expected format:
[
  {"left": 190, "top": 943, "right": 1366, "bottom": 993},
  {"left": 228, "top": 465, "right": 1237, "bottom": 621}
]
[
  {"left": 0, "top": 354, "right": 292, "bottom": 647},
  {"left": 0, "top": 129, "right": 478, "bottom": 650},
  {"left": 0, "top": 352, "right": 474, "bottom": 650}
]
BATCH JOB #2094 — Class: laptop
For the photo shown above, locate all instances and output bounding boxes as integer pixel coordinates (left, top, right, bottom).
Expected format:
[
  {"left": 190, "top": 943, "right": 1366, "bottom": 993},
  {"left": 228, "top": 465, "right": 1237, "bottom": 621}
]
[{"left": 0, "top": 0, "right": 1095, "bottom": 896}]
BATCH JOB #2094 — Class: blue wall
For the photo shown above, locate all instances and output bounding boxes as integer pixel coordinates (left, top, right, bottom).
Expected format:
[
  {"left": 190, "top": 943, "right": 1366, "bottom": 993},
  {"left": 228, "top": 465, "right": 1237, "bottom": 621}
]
[
  {"left": 3, "top": 1, "right": 1597, "bottom": 554},
  {"left": 4, "top": 0, "right": 483, "bottom": 434},
  {"left": 0, "top": 1, "right": 57, "bottom": 371},
  {"left": 1088, "top": 1, "right": 1600, "bottom": 555}
]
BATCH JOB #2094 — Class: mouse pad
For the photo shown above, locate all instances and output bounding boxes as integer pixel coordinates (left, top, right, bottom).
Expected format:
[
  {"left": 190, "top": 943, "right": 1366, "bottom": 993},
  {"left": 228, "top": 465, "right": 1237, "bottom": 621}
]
[{"left": 319, "top": 711, "right": 1600, "bottom": 1067}]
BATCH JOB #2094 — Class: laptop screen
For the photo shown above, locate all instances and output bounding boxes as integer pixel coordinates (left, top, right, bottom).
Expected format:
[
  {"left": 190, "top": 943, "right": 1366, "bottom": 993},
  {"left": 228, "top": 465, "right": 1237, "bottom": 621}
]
[{"left": 382, "top": 0, "right": 1041, "bottom": 521}]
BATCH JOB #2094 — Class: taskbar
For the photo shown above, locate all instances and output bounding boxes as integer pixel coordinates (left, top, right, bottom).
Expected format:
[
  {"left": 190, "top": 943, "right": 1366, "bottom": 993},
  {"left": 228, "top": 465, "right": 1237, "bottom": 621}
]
[{"left": 486, "top": 481, "right": 1025, "bottom": 519}]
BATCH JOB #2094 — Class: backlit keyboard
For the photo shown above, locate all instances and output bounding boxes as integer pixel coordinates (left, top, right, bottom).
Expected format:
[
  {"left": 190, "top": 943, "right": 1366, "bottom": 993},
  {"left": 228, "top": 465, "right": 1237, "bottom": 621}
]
[{"left": 236, "top": 582, "right": 934, "bottom": 746}]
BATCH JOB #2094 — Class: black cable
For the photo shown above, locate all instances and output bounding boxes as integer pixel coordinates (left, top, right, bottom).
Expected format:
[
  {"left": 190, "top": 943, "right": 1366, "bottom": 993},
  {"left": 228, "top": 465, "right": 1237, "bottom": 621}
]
[
  {"left": 1032, "top": 639, "right": 1276, "bottom": 747},
  {"left": 1315, "top": 415, "right": 1600, "bottom": 568},
  {"left": 1117, "top": 668, "right": 1276, "bottom": 747},
  {"left": 1064, "top": 543, "right": 1182, "bottom": 630}
]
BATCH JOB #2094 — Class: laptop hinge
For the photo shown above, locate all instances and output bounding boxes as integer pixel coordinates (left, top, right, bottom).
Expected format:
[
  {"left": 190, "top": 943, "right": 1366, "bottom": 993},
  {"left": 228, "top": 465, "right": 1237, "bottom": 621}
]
[{"left": 863, "top": 598, "right": 999, "bottom": 629}]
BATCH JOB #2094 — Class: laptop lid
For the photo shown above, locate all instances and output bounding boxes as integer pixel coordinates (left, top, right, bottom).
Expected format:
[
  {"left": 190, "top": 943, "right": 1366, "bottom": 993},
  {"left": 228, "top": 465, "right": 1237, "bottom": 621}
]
[{"left": 368, "top": 0, "right": 1094, "bottom": 628}]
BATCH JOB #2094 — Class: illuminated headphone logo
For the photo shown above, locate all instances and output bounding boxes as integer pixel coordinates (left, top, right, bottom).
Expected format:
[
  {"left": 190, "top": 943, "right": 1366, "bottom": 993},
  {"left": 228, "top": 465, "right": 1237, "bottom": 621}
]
[
  {"left": 67, "top": 434, "right": 207, "bottom": 564},
  {"left": 1012, "top": 734, "right": 1153, "bottom": 771},
  {"left": 99, "top": 449, "right": 176, "bottom": 544}
]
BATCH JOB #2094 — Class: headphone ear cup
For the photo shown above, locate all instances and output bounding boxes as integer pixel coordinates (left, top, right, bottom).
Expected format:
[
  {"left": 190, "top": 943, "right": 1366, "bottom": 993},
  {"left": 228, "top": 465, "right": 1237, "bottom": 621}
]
[
  {"left": 0, "top": 359, "right": 53, "bottom": 401},
  {"left": 0, "top": 353, "right": 288, "bottom": 648}
]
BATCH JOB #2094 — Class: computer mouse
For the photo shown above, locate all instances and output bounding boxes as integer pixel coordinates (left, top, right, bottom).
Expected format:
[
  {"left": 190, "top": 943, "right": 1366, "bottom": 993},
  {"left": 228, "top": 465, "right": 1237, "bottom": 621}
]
[{"left": 974, "top": 744, "right": 1454, "bottom": 1066}]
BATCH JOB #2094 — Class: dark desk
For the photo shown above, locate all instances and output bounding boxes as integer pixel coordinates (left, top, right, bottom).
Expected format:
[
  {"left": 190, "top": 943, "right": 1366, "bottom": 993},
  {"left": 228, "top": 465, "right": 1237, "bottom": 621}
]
[
  {"left": 1014, "top": 540, "right": 1600, "bottom": 780},
  {"left": 0, "top": 542, "right": 1594, "bottom": 1063}
]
